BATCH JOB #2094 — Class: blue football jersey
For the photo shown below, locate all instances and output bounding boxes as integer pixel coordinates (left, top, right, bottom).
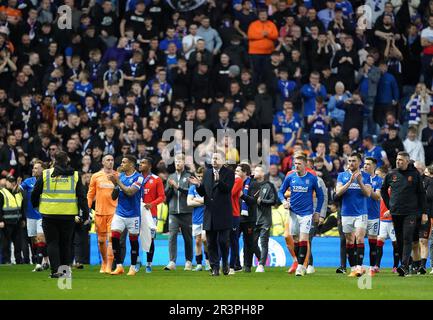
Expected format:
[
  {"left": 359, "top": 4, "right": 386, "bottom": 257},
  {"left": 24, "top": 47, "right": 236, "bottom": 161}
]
[
  {"left": 116, "top": 171, "right": 144, "bottom": 218},
  {"left": 278, "top": 171, "right": 324, "bottom": 216},
  {"left": 337, "top": 170, "right": 372, "bottom": 217},
  {"left": 20, "top": 177, "right": 41, "bottom": 219},
  {"left": 367, "top": 174, "right": 383, "bottom": 220}
]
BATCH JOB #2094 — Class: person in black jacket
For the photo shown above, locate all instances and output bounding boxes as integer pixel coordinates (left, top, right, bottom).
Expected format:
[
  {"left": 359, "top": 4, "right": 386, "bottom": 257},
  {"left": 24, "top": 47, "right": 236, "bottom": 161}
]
[
  {"left": 380, "top": 152, "right": 427, "bottom": 277},
  {"left": 189, "top": 152, "right": 235, "bottom": 276},
  {"left": 419, "top": 165, "right": 433, "bottom": 274},
  {"left": 242, "top": 166, "right": 277, "bottom": 272}
]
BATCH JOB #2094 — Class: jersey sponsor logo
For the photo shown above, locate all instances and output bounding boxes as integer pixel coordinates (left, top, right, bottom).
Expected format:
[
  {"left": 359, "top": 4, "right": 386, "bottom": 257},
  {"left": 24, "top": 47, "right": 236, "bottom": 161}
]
[{"left": 292, "top": 185, "right": 308, "bottom": 192}]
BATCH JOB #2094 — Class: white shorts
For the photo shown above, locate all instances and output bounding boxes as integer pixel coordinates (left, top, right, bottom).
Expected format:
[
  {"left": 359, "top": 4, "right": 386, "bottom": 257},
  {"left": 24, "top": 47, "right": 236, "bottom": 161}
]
[
  {"left": 26, "top": 218, "right": 43, "bottom": 237},
  {"left": 288, "top": 211, "right": 312, "bottom": 236},
  {"left": 111, "top": 215, "right": 140, "bottom": 235},
  {"left": 192, "top": 223, "right": 205, "bottom": 237},
  {"left": 342, "top": 215, "right": 368, "bottom": 233},
  {"left": 379, "top": 221, "right": 396, "bottom": 241},
  {"left": 367, "top": 219, "right": 380, "bottom": 237}
]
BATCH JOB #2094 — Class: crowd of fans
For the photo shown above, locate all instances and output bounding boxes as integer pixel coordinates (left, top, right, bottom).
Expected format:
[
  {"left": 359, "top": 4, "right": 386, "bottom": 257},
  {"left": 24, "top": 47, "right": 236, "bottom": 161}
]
[{"left": 0, "top": 0, "right": 433, "bottom": 264}]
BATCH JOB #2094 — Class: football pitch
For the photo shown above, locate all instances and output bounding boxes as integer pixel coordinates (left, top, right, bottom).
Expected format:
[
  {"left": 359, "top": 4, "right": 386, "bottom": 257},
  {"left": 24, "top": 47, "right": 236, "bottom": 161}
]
[{"left": 1, "top": 265, "right": 432, "bottom": 300}]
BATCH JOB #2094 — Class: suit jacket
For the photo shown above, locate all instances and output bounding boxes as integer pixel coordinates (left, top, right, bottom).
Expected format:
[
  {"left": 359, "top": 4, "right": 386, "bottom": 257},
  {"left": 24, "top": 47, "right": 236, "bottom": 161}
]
[{"left": 197, "top": 165, "right": 235, "bottom": 231}]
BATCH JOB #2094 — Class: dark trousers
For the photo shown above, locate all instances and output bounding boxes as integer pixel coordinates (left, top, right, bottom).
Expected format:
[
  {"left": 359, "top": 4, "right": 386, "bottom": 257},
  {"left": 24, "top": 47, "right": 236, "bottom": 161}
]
[
  {"left": 238, "top": 221, "right": 256, "bottom": 268},
  {"left": 254, "top": 224, "right": 270, "bottom": 266},
  {"left": 42, "top": 217, "right": 75, "bottom": 274},
  {"left": 392, "top": 214, "right": 418, "bottom": 268},
  {"left": 250, "top": 54, "right": 269, "bottom": 85},
  {"left": 229, "top": 217, "right": 240, "bottom": 268},
  {"left": 72, "top": 223, "right": 90, "bottom": 264},
  {"left": 1, "top": 223, "right": 22, "bottom": 264},
  {"left": 206, "top": 229, "right": 230, "bottom": 271}
]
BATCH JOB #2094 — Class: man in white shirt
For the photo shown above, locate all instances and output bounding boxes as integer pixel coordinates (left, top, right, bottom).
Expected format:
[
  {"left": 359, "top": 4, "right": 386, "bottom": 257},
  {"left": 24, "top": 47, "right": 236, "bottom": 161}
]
[{"left": 182, "top": 24, "right": 203, "bottom": 60}]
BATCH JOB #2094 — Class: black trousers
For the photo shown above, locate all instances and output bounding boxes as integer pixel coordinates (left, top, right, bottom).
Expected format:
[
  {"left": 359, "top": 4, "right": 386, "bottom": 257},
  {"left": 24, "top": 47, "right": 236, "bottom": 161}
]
[
  {"left": 42, "top": 217, "right": 75, "bottom": 274},
  {"left": 206, "top": 229, "right": 230, "bottom": 271},
  {"left": 238, "top": 221, "right": 257, "bottom": 268},
  {"left": 229, "top": 217, "right": 240, "bottom": 269},
  {"left": 72, "top": 223, "right": 90, "bottom": 264},
  {"left": 1, "top": 223, "right": 22, "bottom": 264},
  {"left": 392, "top": 214, "right": 418, "bottom": 268}
]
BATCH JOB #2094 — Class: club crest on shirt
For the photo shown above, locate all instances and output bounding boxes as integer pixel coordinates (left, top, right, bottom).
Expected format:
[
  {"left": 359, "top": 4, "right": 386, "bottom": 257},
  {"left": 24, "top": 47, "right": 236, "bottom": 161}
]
[
  {"left": 392, "top": 175, "right": 397, "bottom": 182},
  {"left": 306, "top": 179, "right": 310, "bottom": 184}
]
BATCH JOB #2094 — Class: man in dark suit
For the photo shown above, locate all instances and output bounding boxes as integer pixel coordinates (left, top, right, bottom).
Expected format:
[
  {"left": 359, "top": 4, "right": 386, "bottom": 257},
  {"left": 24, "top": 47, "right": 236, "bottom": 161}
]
[{"left": 189, "top": 152, "right": 235, "bottom": 276}]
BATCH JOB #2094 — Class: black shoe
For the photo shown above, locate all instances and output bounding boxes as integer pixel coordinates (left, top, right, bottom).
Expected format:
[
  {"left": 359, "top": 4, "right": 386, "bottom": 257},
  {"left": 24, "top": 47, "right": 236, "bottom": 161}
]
[
  {"left": 336, "top": 267, "right": 346, "bottom": 274},
  {"left": 49, "top": 273, "right": 62, "bottom": 278},
  {"left": 222, "top": 265, "right": 229, "bottom": 276},
  {"left": 75, "top": 263, "right": 84, "bottom": 269},
  {"left": 418, "top": 267, "right": 427, "bottom": 275},
  {"left": 234, "top": 266, "right": 243, "bottom": 272},
  {"left": 397, "top": 266, "right": 409, "bottom": 277},
  {"left": 211, "top": 269, "right": 220, "bottom": 276},
  {"left": 244, "top": 266, "right": 251, "bottom": 273},
  {"left": 42, "top": 263, "right": 50, "bottom": 270}
]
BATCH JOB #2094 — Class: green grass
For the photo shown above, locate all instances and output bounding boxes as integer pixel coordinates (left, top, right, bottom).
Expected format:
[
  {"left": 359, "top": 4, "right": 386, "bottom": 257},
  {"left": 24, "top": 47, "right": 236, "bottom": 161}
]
[{"left": 0, "top": 265, "right": 432, "bottom": 300}]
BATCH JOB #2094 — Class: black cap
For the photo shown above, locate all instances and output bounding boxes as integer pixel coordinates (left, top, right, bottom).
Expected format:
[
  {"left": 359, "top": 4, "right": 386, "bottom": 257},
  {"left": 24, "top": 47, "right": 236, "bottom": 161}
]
[
  {"left": 6, "top": 175, "right": 16, "bottom": 183},
  {"left": 427, "top": 111, "right": 433, "bottom": 118}
]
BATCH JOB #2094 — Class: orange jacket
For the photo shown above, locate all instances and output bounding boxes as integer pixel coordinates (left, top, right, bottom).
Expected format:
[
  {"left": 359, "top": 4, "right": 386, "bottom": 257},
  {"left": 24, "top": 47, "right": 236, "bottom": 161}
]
[{"left": 248, "top": 20, "right": 278, "bottom": 55}]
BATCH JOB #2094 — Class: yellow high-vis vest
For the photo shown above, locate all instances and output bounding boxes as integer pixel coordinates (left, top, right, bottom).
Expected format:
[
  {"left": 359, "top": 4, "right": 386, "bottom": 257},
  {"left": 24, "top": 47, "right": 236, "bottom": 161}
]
[
  {"left": 39, "top": 168, "right": 79, "bottom": 215},
  {"left": 0, "top": 188, "right": 22, "bottom": 221}
]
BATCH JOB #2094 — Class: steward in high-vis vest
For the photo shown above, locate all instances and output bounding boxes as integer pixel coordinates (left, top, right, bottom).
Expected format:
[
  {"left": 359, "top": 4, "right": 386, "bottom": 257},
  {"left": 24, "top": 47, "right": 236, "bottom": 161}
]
[
  {"left": 31, "top": 151, "right": 89, "bottom": 278},
  {"left": 0, "top": 175, "right": 25, "bottom": 264}
]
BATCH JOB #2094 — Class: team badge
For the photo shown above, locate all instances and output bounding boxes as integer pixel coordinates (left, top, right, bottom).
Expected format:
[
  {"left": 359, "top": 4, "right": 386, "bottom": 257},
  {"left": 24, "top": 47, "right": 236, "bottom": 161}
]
[
  {"left": 306, "top": 179, "right": 310, "bottom": 184},
  {"left": 392, "top": 175, "right": 397, "bottom": 182}
]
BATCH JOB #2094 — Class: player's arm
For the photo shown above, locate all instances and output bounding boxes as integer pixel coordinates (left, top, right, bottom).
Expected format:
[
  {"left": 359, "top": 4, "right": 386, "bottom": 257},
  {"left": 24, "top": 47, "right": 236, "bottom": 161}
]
[
  {"left": 313, "top": 177, "right": 325, "bottom": 216},
  {"left": 87, "top": 174, "right": 97, "bottom": 209},
  {"left": 335, "top": 173, "right": 357, "bottom": 198},
  {"left": 187, "top": 194, "right": 202, "bottom": 207},
  {"left": 278, "top": 176, "right": 290, "bottom": 204},
  {"left": 371, "top": 187, "right": 381, "bottom": 201},
  {"left": 109, "top": 174, "right": 141, "bottom": 197},
  {"left": 357, "top": 174, "right": 372, "bottom": 197}
]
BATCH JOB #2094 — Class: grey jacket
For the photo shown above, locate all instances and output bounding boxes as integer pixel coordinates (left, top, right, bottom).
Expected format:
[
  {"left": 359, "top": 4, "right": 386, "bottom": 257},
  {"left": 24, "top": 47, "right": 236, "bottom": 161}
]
[
  {"left": 357, "top": 65, "right": 381, "bottom": 98},
  {"left": 242, "top": 180, "right": 277, "bottom": 227},
  {"left": 165, "top": 170, "right": 192, "bottom": 215}
]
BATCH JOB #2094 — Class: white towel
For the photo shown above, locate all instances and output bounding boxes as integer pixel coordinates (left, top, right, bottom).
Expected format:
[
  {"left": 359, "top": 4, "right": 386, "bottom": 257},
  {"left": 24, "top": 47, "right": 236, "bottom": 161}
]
[{"left": 139, "top": 204, "right": 157, "bottom": 253}]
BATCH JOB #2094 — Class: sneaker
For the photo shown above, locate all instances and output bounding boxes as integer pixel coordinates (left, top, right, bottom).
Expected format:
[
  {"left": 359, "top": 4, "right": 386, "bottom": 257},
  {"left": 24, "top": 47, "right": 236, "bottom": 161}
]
[
  {"left": 205, "top": 260, "right": 210, "bottom": 271},
  {"left": 336, "top": 267, "right": 346, "bottom": 274},
  {"left": 255, "top": 264, "right": 265, "bottom": 273},
  {"left": 234, "top": 266, "right": 243, "bottom": 272},
  {"left": 184, "top": 261, "right": 192, "bottom": 271},
  {"left": 295, "top": 265, "right": 306, "bottom": 276},
  {"left": 110, "top": 265, "right": 125, "bottom": 275},
  {"left": 228, "top": 268, "right": 235, "bottom": 275},
  {"left": 418, "top": 267, "right": 427, "bottom": 275},
  {"left": 127, "top": 266, "right": 137, "bottom": 276},
  {"left": 164, "top": 261, "right": 176, "bottom": 271},
  {"left": 429, "top": 268, "right": 433, "bottom": 274},
  {"left": 397, "top": 266, "right": 409, "bottom": 277},
  {"left": 392, "top": 267, "right": 398, "bottom": 273},
  {"left": 32, "top": 264, "right": 43, "bottom": 272},
  {"left": 145, "top": 266, "right": 152, "bottom": 273},
  {"left": 288, "top": 260, "right": 298, "bottom": 274},
  {"left": 306, "top": 265, "right": 315, "bottom": 274},
  {"left": 193, "top": 264, "right": 203, "bottom": 272},
  {"left": 355, "top": 266, "right": 363, "bottom": 277}
]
